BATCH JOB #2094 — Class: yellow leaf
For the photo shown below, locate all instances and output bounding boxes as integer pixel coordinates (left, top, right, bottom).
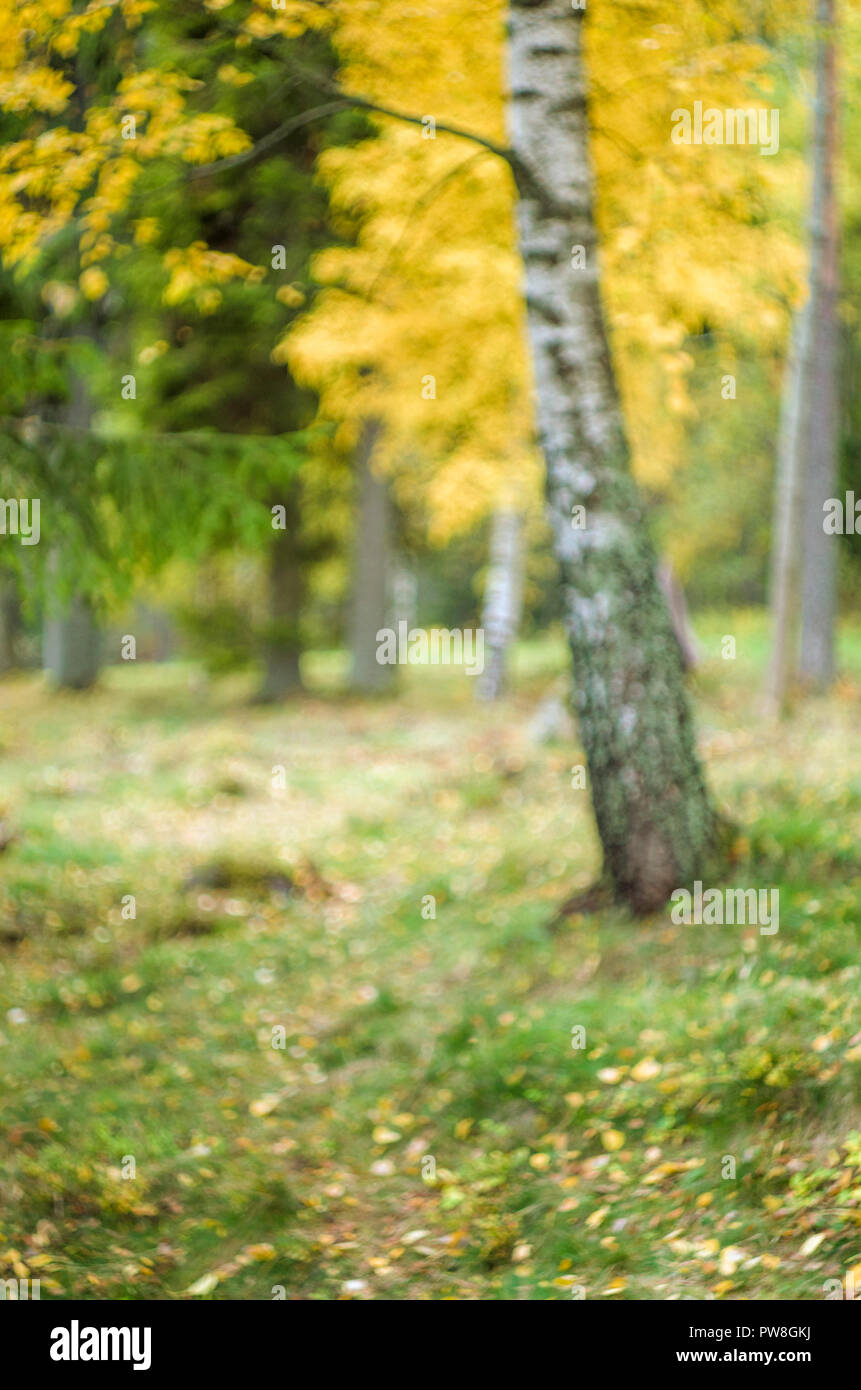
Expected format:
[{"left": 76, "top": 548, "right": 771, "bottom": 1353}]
[
  {"left": 276, "top": 284, "right": 305, "bottom": 308},
  {"left": 372, "top": 1126, "right": 401, "bottom": 1145},
  {"left": 712, "top": 1279, "right": 735, "bottom": 1296},
  {"left": 249, "top": 1094, "right": 280, "bottom": 1117},
  {"left": 586, "top": 1206, "right": 609, "bottom": 1230},
  {"left": 644, "top": 1161, "right": 694, "bottom": 1184},
  {"left": 601, "top": 1129, "right": 625, "bottom": 1152},
  {"left": 79, "top": 266, "right": 108, "bottom": 300},
  {"left": 631, "top": 1057, "right": 661, "bottom": 1082}
]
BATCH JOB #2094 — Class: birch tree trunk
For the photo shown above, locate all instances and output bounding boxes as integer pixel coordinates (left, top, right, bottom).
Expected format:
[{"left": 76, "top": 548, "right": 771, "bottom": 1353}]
[
  {"left": 507, "top": 0, "right": 714, "bottom": 912},
  {"left": 391, "top": 562, "right": 417, "bottom": 634},
  {"left": 657, "top": 559, "right": 699, "bottom": 673},
  {"left": 477, "top": 508, "right": 524, "bottom": 700},
  {"left": 798, "top": 0, "right": 839, "bottom": 689},
  {"left": 348, "top": 419, "right": 394, "bottom": 693},
  {"left": 766, "top": 302, "right": 812, "bottom": 712}
]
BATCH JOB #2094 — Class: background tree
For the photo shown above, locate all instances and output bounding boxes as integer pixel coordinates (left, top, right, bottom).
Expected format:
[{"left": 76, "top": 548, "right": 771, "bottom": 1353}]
[
  {"left": 0, "top": 0, "right": 367, "bottom": 698},
  {"left": 348, "top": 416, "right": 395, "bottom": 693},
  {"left": 476, "top": 506, "right": 524, "bottom": 701},
  {"left": 768, "top": 0, "right": 842, "bottom": 703},
  {"left": 798, "top": 0, "right": 840, "bottom": 690},
  {"left": 111, "top": 5, "right": 368, "bottom": 699}
]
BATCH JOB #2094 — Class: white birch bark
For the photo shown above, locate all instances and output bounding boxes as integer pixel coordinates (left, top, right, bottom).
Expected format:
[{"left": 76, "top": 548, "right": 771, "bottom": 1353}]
[
  {"left": 477, "top": 508, "right": 524, "bottom": 700},
  {"left": 506, "top": 0, "right": 713, "bottom": 910},
  {"left": 767, "top": 302, "right": 812, "bottom": 712}
]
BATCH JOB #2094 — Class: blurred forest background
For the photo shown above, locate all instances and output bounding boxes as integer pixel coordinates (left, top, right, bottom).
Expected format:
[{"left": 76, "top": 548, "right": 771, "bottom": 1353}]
[{"left": 0, "top": 0, "right": 860, "bottom": 1302}]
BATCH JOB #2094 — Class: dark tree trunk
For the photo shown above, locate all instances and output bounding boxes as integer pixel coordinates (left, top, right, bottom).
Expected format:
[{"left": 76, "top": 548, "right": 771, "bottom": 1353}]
[
  {"left": 348, "top": 419, "right": 394, "bottom": 693},
  {"left": 44, "top": 595, "right": 101, "bottom": 690},
  {"left": 257, "top": 499, "right": 304, "bottom": 701},
  {"left": 43, "top": 342, "right": 101, "bottom": 691},
  {"left": 0, "top": 578, "right": 21, "bottom": 674}
]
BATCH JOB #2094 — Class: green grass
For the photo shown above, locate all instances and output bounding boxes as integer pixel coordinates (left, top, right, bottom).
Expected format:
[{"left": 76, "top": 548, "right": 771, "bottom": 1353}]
[{"left": 1, "top": 612, "right": 861, "bottom": 1300}]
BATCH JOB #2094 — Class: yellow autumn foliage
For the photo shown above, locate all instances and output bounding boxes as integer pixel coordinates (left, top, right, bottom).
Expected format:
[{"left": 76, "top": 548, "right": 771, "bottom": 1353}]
[{"left": 283, "top": 0, "right": 808, "bottom": 537}]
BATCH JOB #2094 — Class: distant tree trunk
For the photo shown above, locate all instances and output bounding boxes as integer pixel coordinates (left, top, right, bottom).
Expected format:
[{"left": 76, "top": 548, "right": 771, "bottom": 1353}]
[
  {"left": 767, "top": 303, "right": 812, "bottom": 712},
  {"left": 391, "top": 562, "right": 418, "bottom": 633},
  {"left": 0, "top": 578, "right": 21, "bottom": 674},
  {"left": 507, "top": 0, "right": 714, "bottom": 912},
  {"left": 44, "top": 346, "right": 101, "bottom": 691},
  {"left": 349, "top": 419, "right": 393, "bottom": 693},
  {"left": 44, "top": 594, "right": 101, "bottom": 689},
  {"left": 136, "top": 602, "right": 175, "bottom": 662},
  {"left": 657, "top": 560, "right": 699, "bottom": 672},
  {"left": 477, "top": 508, "right": 524, "bottom": 700},
  {"left": 799, "top": 0, "right": 840, "bottom": 689},
  {"left": 257, "top": 499, "right": 304, "bottom": 700}
]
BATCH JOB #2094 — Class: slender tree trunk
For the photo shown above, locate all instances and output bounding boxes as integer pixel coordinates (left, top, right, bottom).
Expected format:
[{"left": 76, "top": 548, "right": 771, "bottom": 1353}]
[
  {"left": 799, "top": 0, "right": 840, "bottom": 688},
  {"left": 136, "top": 601, "right": 175, "bottom": 662},
  {"left": 43, "top": 346, "right": 101, "bottom": 691},
  {"left": 507, "top": 0, "right": 714, "bottom": 912},
  {"left": 391, "top": 562, "right": 418, "bottom": 633},
  {"left": 767, "top": 303, "right": 813, "bottom": 712},
  {"left": 257, "top": 499, "right": 304, "bottom": 700},
  {"left": 349, "top": 419, "right": 394, "bottom": 693},
  {"left": 657, "top": 560, "right": 699, "bottom": 673},
  {"left": 477, "top": 508, "right": 524, "bottom": 700},
  {"left": 0, "top": 577, "right": 21, "bottom": 674}
]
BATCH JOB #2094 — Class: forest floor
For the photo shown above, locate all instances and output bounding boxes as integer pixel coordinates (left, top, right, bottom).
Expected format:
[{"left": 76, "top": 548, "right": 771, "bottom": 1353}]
[{"left": 1, "top": 611, "right": 861, "bottom": 1301}]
